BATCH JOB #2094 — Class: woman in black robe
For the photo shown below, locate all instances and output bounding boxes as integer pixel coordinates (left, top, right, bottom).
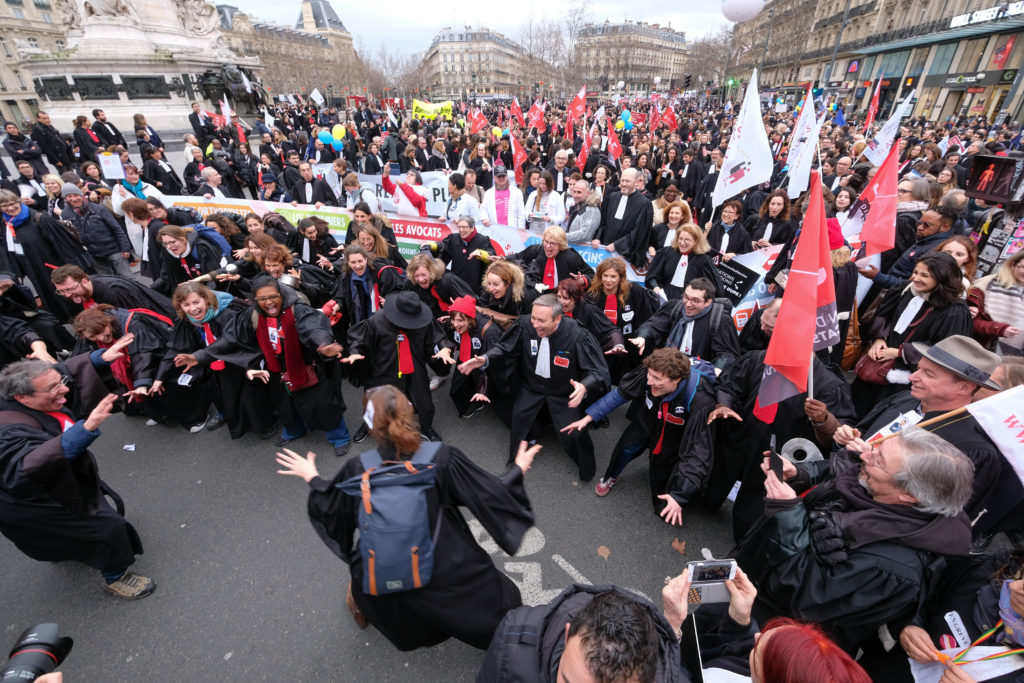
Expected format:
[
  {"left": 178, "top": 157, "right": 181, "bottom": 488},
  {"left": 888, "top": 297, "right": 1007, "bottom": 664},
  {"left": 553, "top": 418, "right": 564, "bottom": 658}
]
[
  {"left": 745, "top": 190, "right": 795, "bottom": 250},
  {"left": 157, "top": 283, "right": 276, "bottom": 438},
  {"left": 645, "top": 223, "right": 722, "bottom": 302},
  {"left": 523, "top": 227, "right": 595, "bottom": 294},
  {"left": 275, "top": 384, "right": 537, "bottom": 651},
  {"left": 328, "top": 245, "right": 406, "bottom": 343},
  {"left": 0, "top": 191, "right": 94, "bottom": 322},
  {"left": 141, "top": 147, "right": 183, "bottom": 195},
  {"left": 478, "top": 260, "right": 534, "bottom": 325},
  {"left": 852, "top": 251, "right": 972, "bottom": 414},
  {"left": 445, "top": 296, "right": 503, "bottom": 419},
  {"left": 585, "top": 257, "right": 658, "bottom": 382},
  {"left": 404, "top": 252, "right": 475, "bottom": 321},
  {"left": 150, "top": 225, "right": 227, "bottom": 297},
  {"left": 431, "top": 216, "right": 495, "bottom": 297}
]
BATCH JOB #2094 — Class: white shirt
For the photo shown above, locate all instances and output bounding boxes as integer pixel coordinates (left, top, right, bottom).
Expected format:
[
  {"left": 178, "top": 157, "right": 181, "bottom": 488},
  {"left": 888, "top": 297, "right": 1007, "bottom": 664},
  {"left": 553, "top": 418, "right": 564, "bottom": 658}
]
[
  {"left": 535, "top": 337, "right": 550, "bottom": 379},
  {"left": 670, "top": 254, "right": 689, "bottom": 287}
]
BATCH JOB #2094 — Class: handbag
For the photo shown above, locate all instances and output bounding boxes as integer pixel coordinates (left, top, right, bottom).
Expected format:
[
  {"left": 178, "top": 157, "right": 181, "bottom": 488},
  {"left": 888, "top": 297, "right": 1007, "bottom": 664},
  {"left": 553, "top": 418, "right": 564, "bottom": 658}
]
[
  {"left": 841, "top": 306, "right": 862, "bottom": 371},
  {"left": 854, "top": 306, "right": 930, "bottom": 385}
]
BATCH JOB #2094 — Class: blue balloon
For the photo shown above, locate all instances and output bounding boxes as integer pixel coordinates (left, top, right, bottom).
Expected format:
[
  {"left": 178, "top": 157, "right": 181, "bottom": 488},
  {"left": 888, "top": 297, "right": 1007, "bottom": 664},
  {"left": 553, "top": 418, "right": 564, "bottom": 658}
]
[
  {"left": 624, "top": 121, "right": 634, "bottom": 131},
  {"left": 331, "top": 140, "right": 344, "bottom": 151},
  {"left": 317, "top": 130, "right": 333, "bottom": 143},
  {"left": 620, "top": 110, "right": 631, "bottom": 121},
  {"left": 502, "top": 128, "right": 510, "bottom": 137}
]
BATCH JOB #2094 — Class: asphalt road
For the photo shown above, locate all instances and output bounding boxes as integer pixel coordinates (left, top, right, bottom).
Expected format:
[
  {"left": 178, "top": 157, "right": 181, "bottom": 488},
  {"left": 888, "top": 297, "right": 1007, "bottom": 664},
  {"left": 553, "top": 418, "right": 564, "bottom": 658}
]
[{"left": 0, "top": 378, "right": 735, "bottom": 682}]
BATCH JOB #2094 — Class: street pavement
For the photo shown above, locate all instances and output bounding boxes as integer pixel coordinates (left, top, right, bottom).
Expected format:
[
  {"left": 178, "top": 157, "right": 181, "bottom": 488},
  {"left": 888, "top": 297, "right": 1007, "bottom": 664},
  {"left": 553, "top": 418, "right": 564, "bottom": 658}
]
[{"left": 0, "top": 377, "right": 735, "bottom": 681}]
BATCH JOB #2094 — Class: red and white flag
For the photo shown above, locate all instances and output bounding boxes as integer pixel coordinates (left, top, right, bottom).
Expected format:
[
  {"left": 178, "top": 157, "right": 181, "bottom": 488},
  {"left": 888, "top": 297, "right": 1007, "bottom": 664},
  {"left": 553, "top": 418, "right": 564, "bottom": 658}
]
[
  {"left": 527, "top": 100, "right": 546, "bottom": 130},
  {"left": 848, "top": 139, "right": 899, "bottom": 256},
  {"left": 568, "top": 85, "right": 587, "bottom": 122},
  {"left": 754, "top": 171, "right": 839, "bottom": 422},
  {"left": 711, "top": 68, "right": 773, "bottom": 207},
  {"left": 966, "top": 385, "right": 1024, "bottom": 487},
  {"left": 511, "top": 97, "right": 525, "bottom": 128},
  {"left": 577, "top": 117, "right": 590, "bottom": 172},
  {"left": 469, "top": 108, "right": 488, "bottom": 135},
  {"left": 661, "top": 105, "right": 677, "bottom": 131},
  {"left": 606, "top": 118, "right": 623, "bottom": 162},
  {"left": 863, "top": 77, "right": 882, "bottom": 134},
  {"left": 510, "top": 133, "right": 528, "bottom": 186}
]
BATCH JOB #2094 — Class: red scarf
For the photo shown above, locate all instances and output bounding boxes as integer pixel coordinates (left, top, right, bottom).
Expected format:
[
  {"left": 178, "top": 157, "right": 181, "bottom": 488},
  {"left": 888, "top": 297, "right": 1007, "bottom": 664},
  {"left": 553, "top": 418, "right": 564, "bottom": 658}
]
[
  {"left": 458, "top": 332, "right": 472, "bottom": 362},
  {"left": 180, "top": 256, "right": 201, "bottom": 278},
  {"left": 98, "top": 338, "right": 133, "bottom": 390},
  {"left": 603, "top": 294, "right": 618, "bottom": 325},
  {"left": 203, "top": 323, "right": 225, "bottom": 371},
  {"left": 652, "top": 402, "right": 670, "bottom": 454},
  {"left": 429, "top": 286, "right": 451, "bottom": 312},
  {"left": 82, "top": 298, "right": 97, "bottom": 310},
  {"left": 461, "top": 228, "right": 478, "bottom": 245},
  {"left": 256, "top": 308, "right": 302, "bottom": 374},
  {"left": 396, "top": 331, "right": 414, "bottom": 376},
  {"left": 45, "top": 410, "right": 75, "bottom": 432},
  {"left": 234, "top": 123, "right": 247, "bottom": 145},
  {"left": 542, "top": 257, "right": 556, "bottom": 289},
  {"left": 87, "top": 129, "right": 99, "bottom": 143}
]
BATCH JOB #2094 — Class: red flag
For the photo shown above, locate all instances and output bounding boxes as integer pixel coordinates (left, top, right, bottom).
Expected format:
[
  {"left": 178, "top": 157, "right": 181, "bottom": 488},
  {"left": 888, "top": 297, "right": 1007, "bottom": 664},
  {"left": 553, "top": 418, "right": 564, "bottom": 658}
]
[
  {"left": 606, "top": 119, "right": 623, "bottom": 162},
  {"left": 863, "top": 77, "right": 882, "bottom": 134},
  {"left": 650, "top": 103, "right": 659, "bottom": 134},
  {"left": 469, "top": 108, "right": 488, "bottom": 135},
  {"left": 576, "top": 124, "right": 590, "bottom": 172},
  {"left": 661, "top": 105, "right": 677, "bottom": 130},
  {"left": 510, "top": 134, "right": 528, "bottom": 186},
  {"left": 511, "top": 97, "right": 525, "bottom": 128},
  {"left": 754, "top": 171, "right": 839, "bottom": 422},
  {"left": 568, "top": 85, "right": 587, "bottom": 122},
  {"left": 527, "top": 100, "right": 546, "bottom": 132},
  {"left": 566, "top": 116, "right": 574, "bottom": 143},
  {"left": 857, "top": 138, "right": 900, "bottom": 257}
]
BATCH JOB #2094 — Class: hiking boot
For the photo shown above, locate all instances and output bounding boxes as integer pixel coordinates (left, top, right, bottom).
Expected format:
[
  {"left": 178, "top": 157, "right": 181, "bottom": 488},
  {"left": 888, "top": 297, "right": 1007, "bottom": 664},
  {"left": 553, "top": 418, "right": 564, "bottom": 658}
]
[
  {"left": 353, "top": 422, "right": 370, "bottom": 443},
  {"left": 205, "top": 414, "right": 226, "bottom": 431},
  {"left": 594, "top": 478, "right": 617, "bottom": 497},
  {"left": 104, "top": 571, "right": 156, "bottom": 600}
]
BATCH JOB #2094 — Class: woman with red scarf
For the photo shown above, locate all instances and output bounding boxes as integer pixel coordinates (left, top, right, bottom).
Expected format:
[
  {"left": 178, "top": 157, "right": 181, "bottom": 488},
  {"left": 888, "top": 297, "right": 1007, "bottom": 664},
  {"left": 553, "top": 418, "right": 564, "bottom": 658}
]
[
  {"left": 427, "top": 216, "right": 495, "bottom": 297},
  {"left": 584, "top": 257, "right": 658, "bottom": 382},
  {"left": 73, "top": 115, "right": 101, "bottom": 162},
  {"left": 524, "top": 226, "right": 594, "bottom": 295},
  {"left": 223, "top": 277, "right": 351, "bottom": 456}
]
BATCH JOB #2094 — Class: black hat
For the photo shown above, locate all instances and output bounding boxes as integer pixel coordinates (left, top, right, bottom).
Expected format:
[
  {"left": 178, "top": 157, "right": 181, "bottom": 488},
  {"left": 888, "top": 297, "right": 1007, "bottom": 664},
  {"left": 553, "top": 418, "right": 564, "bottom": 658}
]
[
  {"left": 383, "top": 291, "right": 433, "bottom": 329},
  {"left": 262, "top": 172, "right": 278, "bottom": 184},
  {"left": 493, "top": 164, "right": 508, "bottom": 176}
]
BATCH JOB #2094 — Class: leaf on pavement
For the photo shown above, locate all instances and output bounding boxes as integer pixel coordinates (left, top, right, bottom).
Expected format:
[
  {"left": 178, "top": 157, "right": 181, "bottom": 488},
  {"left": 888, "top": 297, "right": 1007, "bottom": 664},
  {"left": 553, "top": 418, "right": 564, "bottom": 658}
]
[
  {"left": 597, "top": 545, "right": 610, "bottom": 559},
  {"left": 671, "top": 538, "right": 687, "bottom": 555}
]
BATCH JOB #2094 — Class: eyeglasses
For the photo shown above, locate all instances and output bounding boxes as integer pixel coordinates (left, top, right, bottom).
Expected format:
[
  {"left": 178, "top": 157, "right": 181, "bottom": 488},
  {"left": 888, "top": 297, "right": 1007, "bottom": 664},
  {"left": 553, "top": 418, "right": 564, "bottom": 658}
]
[
  {"left": 864, "top": 445, "right": 894, "bottom": 475},
  {"left": 55, "top": 282, "right": 83, "bottom": 295},
  {"left": 35, "top": 375, "right": 70, "bottom": 395}
]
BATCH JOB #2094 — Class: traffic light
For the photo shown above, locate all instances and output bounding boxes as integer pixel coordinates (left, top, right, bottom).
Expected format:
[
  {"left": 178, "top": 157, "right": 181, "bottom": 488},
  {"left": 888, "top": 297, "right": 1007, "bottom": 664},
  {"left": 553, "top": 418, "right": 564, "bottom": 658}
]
[
  {"left": 727, "top": 79, "right": 735, "bottom": 86},
  {"left": 684, "top": 75, "right": 692, "bottom": 89}
]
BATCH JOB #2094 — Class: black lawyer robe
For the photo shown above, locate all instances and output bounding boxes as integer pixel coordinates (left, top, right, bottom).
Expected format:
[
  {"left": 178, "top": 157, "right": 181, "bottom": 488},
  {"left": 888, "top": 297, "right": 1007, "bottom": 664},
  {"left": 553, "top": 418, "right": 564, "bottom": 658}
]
[
  {"left": 644, "top": 247, "right": 723, "bottom": 301},
  {"left": 597, "top": 191, "right": 653, "bottom": 268}
]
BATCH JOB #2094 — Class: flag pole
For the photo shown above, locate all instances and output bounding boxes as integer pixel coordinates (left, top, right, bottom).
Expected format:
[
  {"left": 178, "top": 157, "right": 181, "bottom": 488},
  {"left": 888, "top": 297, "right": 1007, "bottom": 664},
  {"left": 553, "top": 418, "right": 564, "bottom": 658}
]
[
  {"left": 807, "top": 352, "right": 815, "bottom": 400},
  {"left": 874, "top": 406, "right": 971, "bottom": 443}
]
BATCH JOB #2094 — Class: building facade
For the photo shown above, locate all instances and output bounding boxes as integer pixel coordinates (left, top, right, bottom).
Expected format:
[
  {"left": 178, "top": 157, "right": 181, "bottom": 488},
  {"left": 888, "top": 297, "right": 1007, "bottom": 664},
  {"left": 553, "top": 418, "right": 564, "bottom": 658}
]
[
  {"left": 421, "top": 27, "right": 529, "bottom": 102},
  {"left": 0, "top": 0, "right": 67, "bottom": 125},
  {"left": 216, "top": 0, "right": 358, "bottom": 100},
  {"left": 576, "top": 20, "right": 689, "bottom": 96},
  {"left": 734, "top": 0, "right": 1024, "bottom": 123}
]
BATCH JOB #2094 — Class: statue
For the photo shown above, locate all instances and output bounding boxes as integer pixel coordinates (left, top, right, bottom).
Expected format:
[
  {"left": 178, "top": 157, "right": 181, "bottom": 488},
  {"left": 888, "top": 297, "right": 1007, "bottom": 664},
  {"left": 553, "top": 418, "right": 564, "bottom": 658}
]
[
  {"left": 83, "top": 0, "right": 139, "bottom": 22},
  {"left": 13, "top": 39, "right": 46, "bottom": 58},
  {"left": 176, "top": 0, "right": 221, "bottom": 36},
  {"left": 54, "top": 0, "right": 81, "bottom": 32}
]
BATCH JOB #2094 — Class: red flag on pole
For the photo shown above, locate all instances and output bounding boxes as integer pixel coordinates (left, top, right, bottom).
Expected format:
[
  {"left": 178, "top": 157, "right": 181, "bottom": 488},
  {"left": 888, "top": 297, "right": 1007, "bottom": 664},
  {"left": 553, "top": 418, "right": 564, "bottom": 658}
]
[
  {"left": 511, "top": 97, "right": 525, "bottom": 128},
  {"left": 469, "top": 108, "right": 488, "bottom": 134},
  {"left": 606, "top": 119, "right": 623, "bottom": 162},
  {"left": 661, "top": 105, "right": 677, "bottom": 131},
  {"left": 577, "top": 123, "right": 590, "bottom": 172},
  {"left": 863, "top": 77, "right": 882, "bottom": 134},
  {"left": 568, "top": 85, "right": 587, "bottom": 122},
  {"left": 650, "top": 102, "right": 660, "bottom": 134},
  {"left": 857, "top": 138, "right": 900, "bottom": 257},
  {"left": 753, "top": 171, "right": 840, "bottom": 422},
  {"left": 510, "top": 134, "right": 528, "bottom": 186}
]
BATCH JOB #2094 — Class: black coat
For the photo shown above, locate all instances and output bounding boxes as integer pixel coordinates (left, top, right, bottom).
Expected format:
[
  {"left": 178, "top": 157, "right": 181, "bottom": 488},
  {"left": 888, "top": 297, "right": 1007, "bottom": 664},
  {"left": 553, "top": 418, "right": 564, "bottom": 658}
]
[
  {"left": 745, "top": 215, "right": 794, "bottom": 247},
  {"left": 644, "top": 248, "right": 723, "bottom": 301},
  {"left": 142, "top": 158, "right": 183, "bottom": 195},
  {"left": 73, "top": 127, "right": 101, "bottom": 162},
  {"left": 523, "top": 248, "right": 595, "bottom": 291},
  {"left": 636, "top": 298, "right": 741, "bottom": 369},
  {"left": 309, "top": 444, "right": 534, "bottom": 651},
  {"left": 706, "top": 221, "right": 753, "bottom": 256},
  {"left": 437, "top": 231, "right": 495, "bottom": 296},
  {"left": 288, "top": 178, "right": 337, "bottom": 206},
  {"left": 598, "top": 191, "right": 653, "bottom": 268},
  {"left": 91, "top": 119, "right": 127, "bottom": 148},
  {"left": 31, "top": 122, "right": 72, "bottom": 169},
  {"left": 407, "top": 272, "right": 475, "bottom": 319},
  {"left": 3, "top": 133, "right": 49, "bottom": 177}
]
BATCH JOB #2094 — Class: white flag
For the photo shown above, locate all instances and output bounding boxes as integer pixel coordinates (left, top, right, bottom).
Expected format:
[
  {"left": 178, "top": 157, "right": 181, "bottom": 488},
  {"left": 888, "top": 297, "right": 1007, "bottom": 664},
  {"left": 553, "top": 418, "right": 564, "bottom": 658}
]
[
  {"left": 220, "top": 97, "right": 231, "bottom": 121},
  {"left": 387, "top": 106, "right": 398, "bottom": 127},
  {"left": 265, "top": 111, "right": 275, "bottom": 129},
  {"left": 310, "top": 88, "right": 325, "bottom": 106},
  {"left": 593, "top": 105, "right": 606, "bottom": 123},
  {"left": 862, "top": 89, "right": 915, "bottom": 167},
  {"left": 712, "top": 69, "right": 773, "bottom": 207},
  {"left": 937, "top": 136, "right": 950, "bottom": 155},
  {"left": 240, "top": 70, "right": 252, "bottom": 94},
  {"left": 966, "top": 385, "right": 1024, "bottom": 487},
  {"left": 786, "top": 87, "right": 818, "bottom": 199}
]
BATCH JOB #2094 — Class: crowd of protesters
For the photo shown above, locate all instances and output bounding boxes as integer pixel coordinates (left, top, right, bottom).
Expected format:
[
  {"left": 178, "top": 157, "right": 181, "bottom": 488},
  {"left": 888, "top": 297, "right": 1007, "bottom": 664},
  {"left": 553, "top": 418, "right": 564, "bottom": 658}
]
[{"left": 1, "top": 89, "right": 1023, "bottom": 682}]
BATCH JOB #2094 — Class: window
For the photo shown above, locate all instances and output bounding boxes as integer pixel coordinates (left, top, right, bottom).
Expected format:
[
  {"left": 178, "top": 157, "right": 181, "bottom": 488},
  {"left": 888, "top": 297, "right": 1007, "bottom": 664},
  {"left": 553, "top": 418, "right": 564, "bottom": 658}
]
[
  {"left": 14, "top": 71, "right": 25, "bottom": 89},
  {"left": 12, "top": 8, "right": 24, "bottom": 18},
  {"left": 0, "top": 39, "right": 9, "bottom": 57},
  {"left": 42, "top": 12, "right": 52, "bottom": 22},
  {"left": 27, "top": 38, "right": 38, "bottom": 48},
  {"left": 55, "top": 39, "right": 65, "bottom": 50}
]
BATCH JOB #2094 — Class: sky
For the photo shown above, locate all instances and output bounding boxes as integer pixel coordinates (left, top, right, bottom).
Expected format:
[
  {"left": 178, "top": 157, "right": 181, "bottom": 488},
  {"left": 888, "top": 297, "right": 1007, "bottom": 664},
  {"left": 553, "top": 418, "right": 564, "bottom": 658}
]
[{"left": 229, "top": 0, "right": 733, "bottom": 57}]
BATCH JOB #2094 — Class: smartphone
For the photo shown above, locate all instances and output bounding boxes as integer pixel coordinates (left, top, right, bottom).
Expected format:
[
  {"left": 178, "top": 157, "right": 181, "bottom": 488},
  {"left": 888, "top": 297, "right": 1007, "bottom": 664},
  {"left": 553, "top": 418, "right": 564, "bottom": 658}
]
[
  {"left": 769, "top": 434, "right": 785, "bottom": 480},
  {"left": 685, "top": 559, "right": 737, "bottom": 605}
]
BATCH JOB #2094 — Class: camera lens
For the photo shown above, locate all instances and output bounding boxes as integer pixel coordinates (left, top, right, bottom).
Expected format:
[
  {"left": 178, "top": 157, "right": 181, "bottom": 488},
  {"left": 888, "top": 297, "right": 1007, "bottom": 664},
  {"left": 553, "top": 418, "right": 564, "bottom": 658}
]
[{"left": 1, "top": 624, "right": 72, "bottom": 682}]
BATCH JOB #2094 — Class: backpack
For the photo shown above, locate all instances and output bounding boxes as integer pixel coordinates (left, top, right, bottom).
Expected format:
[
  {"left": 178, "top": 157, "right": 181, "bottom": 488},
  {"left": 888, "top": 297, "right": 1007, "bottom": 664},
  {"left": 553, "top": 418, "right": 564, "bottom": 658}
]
[
  {"left": 188, "top": 223, "right": 233, "bottom": 260},
  {"left": 337, "top": 442, "right": 443, "bottom": 596}
]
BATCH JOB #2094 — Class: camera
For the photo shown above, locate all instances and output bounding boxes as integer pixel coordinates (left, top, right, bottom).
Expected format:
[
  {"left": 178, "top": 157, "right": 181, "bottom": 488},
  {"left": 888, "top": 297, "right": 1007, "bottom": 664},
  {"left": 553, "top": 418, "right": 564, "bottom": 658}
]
[{"left": 1, "top": 624, "right": 72, "bottom": 682}]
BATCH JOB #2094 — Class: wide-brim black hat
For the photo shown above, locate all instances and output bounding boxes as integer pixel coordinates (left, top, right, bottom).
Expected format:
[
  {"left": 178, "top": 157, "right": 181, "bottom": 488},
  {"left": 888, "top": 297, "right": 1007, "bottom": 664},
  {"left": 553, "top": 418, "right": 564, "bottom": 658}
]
[{"left": 383, "top": 291, "right": 433, "bottom": 329}]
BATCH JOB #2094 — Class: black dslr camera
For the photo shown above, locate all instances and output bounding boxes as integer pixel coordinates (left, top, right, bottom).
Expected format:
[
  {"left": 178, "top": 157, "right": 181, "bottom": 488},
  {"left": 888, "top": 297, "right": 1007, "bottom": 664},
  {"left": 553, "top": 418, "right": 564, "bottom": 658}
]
[{"left": 1, "top": 624, "right": 72, "bottom": 682}]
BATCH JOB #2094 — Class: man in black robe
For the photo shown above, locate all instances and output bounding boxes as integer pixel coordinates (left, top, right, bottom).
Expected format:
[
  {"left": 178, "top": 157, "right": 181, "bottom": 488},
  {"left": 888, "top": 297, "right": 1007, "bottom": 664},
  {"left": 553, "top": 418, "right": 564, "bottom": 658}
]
[
  {"left": 459, "top": 294, "right": 610, "bottom": 481},
  {"left": 0, "top": 356, "right": 155, "bottom": 599},
  {"left": 593, "top": 168, "right": 653, "bottom": 269},
  {"left": 50, "top": 265, "right": 174, "bottom": 318},
  {"left": 31, "top": 110, "right": 72, "bottom": 173},
  {"left": 0, "top": 314, "right": 56, "bottom": 367},
  {"left": 344, "top": 292, "right": 455, "bottom": 442},
  {"left": 90, "top": 109, "right": 127, "bottom": 148},
  {"left": 632, "top": 277, "right": 740, "bottom": 372},
  {"left": 288, "top": 162, "right": 337, "bottom": 208},
  {"left": 1, "top": 271, "right": 75, "bottom": 354}
]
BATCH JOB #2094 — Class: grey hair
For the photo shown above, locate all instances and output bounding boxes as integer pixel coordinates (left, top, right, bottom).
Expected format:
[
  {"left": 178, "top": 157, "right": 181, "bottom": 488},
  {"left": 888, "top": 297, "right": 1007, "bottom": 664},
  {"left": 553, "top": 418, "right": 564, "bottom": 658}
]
[
  {"left": 904, "top": 177, "right": 932, "bottom": 204},
  {"left": 891, "top": 426, "right": 975, "bottom": 517},
  {"left": 201, "top": 167, "right": 219, "bottom": 180},
  {"left": 940, "top": 189, "right": 968, "bottom": 210},
  {"left": 533, "top": 293, "right": 563, "bottom": 317},
  {"left": 456, "top": 215, "right": 475, "bottom": 228},
  {"left": 0, "top": 360, "right": 56, "bottom": 399}
]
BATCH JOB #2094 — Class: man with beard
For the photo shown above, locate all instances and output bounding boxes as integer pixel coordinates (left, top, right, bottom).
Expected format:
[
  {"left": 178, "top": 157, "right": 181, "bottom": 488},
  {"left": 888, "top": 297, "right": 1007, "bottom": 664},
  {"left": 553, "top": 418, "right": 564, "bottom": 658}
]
[
  {"left": 592, "top": 168, "right": 653, "bottom": 269},
  {"left": 91, "top": 109, "right": 127, "bottom": 148},
  {"left": 51, "top": 265, "right": 174, "bottom": 318}
]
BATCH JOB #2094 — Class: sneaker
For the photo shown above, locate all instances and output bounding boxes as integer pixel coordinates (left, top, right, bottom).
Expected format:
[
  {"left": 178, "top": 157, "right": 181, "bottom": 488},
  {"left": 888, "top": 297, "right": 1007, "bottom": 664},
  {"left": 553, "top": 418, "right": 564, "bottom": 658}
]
[
  {"left": 334, "top": 442, "right": 351, "bottom": 457},
  {"left": 145, "top": 418, "right": 159, "bottom": 427},
  {"left": 104, "top": 571, "right": 157, "bottom": 600},
  {"left": 188, "top": 420, "right": 206, "bottom": 434},
  {"left": 594, "top": 478, "right": 617, "bottom": 497},
  {"left": 459, "top": 403, "right": 485, "bottom": 419},
  {"left": 429, "top": 375, "right": 444, "bottom": 391},
  {"left": 420, "top": 427, "right": 442, "bottom": 442},
  {"left": 353, "top": 422, "right": 370, "bottom": 443},
  {"left": 205, "top": 414, "right": 226, "bottom": 431}
]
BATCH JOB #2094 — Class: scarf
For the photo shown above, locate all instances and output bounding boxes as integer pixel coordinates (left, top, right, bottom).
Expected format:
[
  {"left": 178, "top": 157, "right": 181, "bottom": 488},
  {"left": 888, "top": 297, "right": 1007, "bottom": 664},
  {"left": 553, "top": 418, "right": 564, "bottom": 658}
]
[
  {"left": 461, "top": 228, "right": 478, "bottom": 245},
  {"left": 98, "top": 335, "right": 133, "bottom": 390},
  {"left": 121, "top": 178, "right": 146, "bottom": 199},
  {"left": 603, "top": 294, "right": 618, "bottom": 325},
  {"left": 458, "top": 331, "right": 472, "bottom": 362},
  {"left": 543, "top": 255, "right": 557, "bottom": 289},
  {"left": 396, "top": 331, "right": 415, "bottom": 376},
  {"left": 350, "top": 270, "right": 373, "bottom": 321},
  {"left": 186, "top": 291, "right": 232, "bottom": 370},
  {"left": 897, "top": 200, "right": 929, "bottom": 213},
  {"left": 87, "top": 129, "right": 99, "bottom": 143},
  {"left": 983, "top": 280, "right": 1024, "bottom": 351},
  {"left": 666, "top": 303, "right": 713, "bottom": 351},
  {"left": 5, "top": 203, "right": 30, "bottom": 227},
  {"left": 255, "top": 306, "right": 304, "bottom": 374}
]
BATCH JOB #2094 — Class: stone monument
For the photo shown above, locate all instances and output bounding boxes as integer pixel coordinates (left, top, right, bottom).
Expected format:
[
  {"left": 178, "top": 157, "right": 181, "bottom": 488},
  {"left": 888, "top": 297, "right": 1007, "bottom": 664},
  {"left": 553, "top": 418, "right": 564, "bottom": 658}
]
[{"left": 19, "top": 0, "right": 264, "bottom": 133}]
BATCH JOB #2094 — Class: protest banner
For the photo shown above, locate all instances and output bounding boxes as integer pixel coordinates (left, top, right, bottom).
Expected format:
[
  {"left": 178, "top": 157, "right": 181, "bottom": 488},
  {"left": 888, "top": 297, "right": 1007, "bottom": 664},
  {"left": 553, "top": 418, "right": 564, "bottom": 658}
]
[
  {"left": 708, "top": 251, "right": 762, "bottom": 305},
  {"left": 412, "top": 99, "right": 454, "bottom": 119}
]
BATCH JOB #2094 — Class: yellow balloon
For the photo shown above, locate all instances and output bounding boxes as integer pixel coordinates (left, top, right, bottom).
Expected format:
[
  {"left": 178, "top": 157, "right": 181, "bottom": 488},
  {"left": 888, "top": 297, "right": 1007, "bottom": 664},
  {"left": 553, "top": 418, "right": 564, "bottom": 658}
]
[
  {"left": 332, "top": 124, "right": 346, "bottom": 139},
  {"left": 615, "top": 120, "right": 625, "bottom": 130},
  {"left": 492, "top": 127, "right": 502, "bottom": 137}
]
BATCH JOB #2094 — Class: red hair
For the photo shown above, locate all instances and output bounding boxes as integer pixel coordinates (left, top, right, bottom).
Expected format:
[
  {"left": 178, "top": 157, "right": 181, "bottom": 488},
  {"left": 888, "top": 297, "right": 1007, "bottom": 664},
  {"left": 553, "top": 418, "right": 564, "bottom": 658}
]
[{"left": 757, "top": 618, "right": 870, "bottom": 683}]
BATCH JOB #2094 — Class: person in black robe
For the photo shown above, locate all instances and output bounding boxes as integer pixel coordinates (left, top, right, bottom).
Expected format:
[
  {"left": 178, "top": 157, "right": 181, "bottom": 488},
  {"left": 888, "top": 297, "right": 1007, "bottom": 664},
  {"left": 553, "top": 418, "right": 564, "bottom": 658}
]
[
  {"left": 459, "top": 294, "right": 610, "bottom": 481},
  {"left": 343, "top": 292, "right": 455, "bottom": 442},
  {"left": 693, "top": 150, "right": 722, "bottom": 226},
  {"left": 584, "top": 259, "right": 659, "bottom": 383},
  {"left": 0, "top": 356, "right": 154, "bottom": 598},
  {"left": 276, "top": 385, "right": 537, "bottom": 651},
  {"left": 288, "top": 162, "right": 337, "bottom": 207},
  {"left": 403, "top": 252, "right": 475, "bottom": 320},
  {"left": 327, "top": 246, "right": 406, "bottom": 344},
  {"left": 51, "top": 266, "right": 175, "bottom": 318},
  {"left": 524, "top": 228, "right": 595, "bottom": 294},
  {"left": 158, "top": 283, "right": 276, "bottom": 439},
  {"left": 593, "top": 169, "right": 653, "bottom": 268},
  {"left": 705, "top": 345, "right": 856, "bottom": 541},
  {"left": 0, "top": 313, "right": 56, "bottom": 367},
  {"left": 150, "top": 225, "right": 228, "bottom": 297},
  {"left": 555, "top": 279, "right": 625, "bottom": 353},
  {"left": 219, "top": 278, "right": 351, "bottom": 456},
  {"left": 427, "top": 216, "right": 495, "bottom": 297},
  {"left": 0, "top": 194, "right": 94, "bottom": 322},
  {"left": 445, "top": 296, "right": 502, "bottom": 419},
  {"left": 0, "top": 271, "right": 75, "bottom": 354},
  {"left": 676, "top": 149, "right": 705, "bottom": 204},
  {"left": 140, "top": 147, "right": 183, "bottom": 195},
  {"left": 745, "top": 191, "right": 795, "bottom": 249},
  {"left": 645, "top": 223, "right": 723, "bottom": 302},
  {"left": 705, "top": 200, "right": 753, "bottom": 261}
]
